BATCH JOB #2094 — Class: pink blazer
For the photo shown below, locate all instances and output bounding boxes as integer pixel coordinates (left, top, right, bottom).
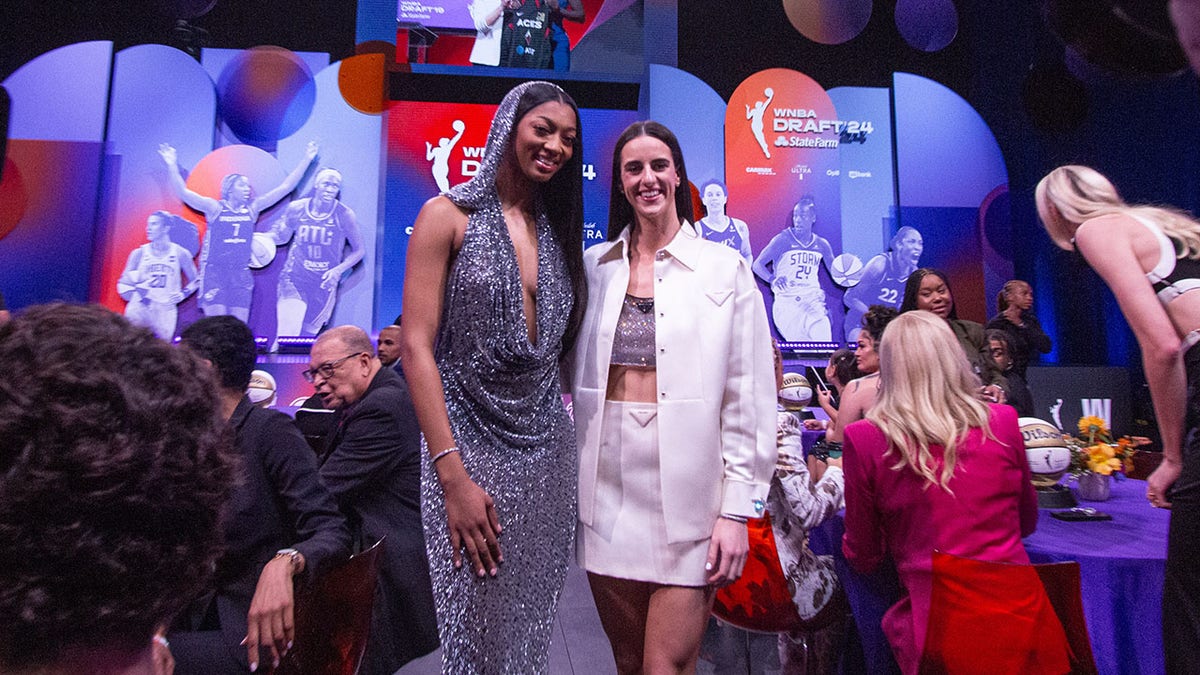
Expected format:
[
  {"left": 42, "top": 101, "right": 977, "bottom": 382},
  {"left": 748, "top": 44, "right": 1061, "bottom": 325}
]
[{"left": 841, "top": 404, "right": 1038, "bottom": 674}]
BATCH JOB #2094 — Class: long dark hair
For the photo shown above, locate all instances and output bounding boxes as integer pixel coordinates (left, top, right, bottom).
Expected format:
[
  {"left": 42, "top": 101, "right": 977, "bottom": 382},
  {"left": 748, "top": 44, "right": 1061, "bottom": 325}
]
[
  {"left": 508, "top": 82, "right": 587, "bottom": 352},
  {"left": 606, "top": 121, "right": 694, "bottom": 240},
  {"left": 900, "top": 267, "right": 958, "bottom": 319}
]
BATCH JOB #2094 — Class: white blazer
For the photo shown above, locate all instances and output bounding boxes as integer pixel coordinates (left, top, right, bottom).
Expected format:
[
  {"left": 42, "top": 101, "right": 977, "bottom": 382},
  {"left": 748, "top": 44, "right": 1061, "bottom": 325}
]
[
  {"left": 469, "top": 0, "right": 502, "bottom": 66},
  {"left": 571, "top": 222, "right": 778, "bottom": 543}
]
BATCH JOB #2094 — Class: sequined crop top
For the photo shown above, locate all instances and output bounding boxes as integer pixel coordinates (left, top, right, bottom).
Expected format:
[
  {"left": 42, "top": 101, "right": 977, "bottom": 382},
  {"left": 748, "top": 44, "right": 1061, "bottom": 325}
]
[{"left": 610, "top": 294, "right": 656, "bottom": 367}]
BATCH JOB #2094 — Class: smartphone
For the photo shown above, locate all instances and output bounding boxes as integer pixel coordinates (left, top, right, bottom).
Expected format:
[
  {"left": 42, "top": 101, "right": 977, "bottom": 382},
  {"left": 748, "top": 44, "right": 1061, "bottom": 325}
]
[{"left": 806, "top": 366, "right": 836, "bottom": 408}]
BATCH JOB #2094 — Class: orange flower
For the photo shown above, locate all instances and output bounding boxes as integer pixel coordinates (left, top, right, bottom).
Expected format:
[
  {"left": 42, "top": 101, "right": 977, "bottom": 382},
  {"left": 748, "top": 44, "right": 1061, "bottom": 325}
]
[{"left": 1078, "top": 416, "right": 1108, "bottom": 437}]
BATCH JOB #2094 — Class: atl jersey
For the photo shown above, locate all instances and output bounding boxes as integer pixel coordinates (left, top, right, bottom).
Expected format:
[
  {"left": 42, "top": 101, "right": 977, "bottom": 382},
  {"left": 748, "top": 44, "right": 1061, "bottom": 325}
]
[{"left": 282, "top": 200, "right": 349, "bottom": 275}]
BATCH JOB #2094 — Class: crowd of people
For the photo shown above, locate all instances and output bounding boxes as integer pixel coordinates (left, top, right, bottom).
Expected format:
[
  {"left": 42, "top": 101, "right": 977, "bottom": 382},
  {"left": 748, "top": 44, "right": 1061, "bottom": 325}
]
[{"left": 3, "top": 81, "right": 1197, "bottom": 675}]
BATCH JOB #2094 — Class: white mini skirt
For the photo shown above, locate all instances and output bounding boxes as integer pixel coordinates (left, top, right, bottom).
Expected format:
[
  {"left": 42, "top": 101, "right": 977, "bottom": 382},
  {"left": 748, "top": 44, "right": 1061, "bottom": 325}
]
[{"left": 577, "top": 400, "right": 711, "bottom": 586}]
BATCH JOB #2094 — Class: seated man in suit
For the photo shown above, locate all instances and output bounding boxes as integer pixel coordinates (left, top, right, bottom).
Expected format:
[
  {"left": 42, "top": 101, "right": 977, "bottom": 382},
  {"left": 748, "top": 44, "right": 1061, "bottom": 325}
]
[
  {"left": 172, "top": 316, "right": 352, "bottom": 674},
  {"left": 0, "top": 303, "right": 232, "bottom": 675},
  {"left": 308, "top": 325, "right": 439, "bottom": 674}
]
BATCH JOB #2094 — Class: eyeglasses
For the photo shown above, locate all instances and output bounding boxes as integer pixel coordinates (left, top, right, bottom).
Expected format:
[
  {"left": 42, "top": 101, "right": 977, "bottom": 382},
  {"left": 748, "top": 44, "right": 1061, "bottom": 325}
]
[{"left": 301, "top": 352, "right": 365, "bottom": 383}]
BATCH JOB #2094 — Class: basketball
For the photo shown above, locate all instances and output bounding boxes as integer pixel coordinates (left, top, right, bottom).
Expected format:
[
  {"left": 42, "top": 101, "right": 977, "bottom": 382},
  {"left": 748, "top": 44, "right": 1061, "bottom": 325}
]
[
  {"left": 247, "top": 369, "right": 277, "bottom": 407},
  {"left": 451, "top": 119, "right": 465, "bottom": 133},
  {"left": 778, "top": 372, "right": 813, "bottom": 410},
  {"left": 1019, "top": 417, "right": 1073, "bottom": 487},
  {"left": 117, "top": 270, "right": 141, "bottom": 300},
  {"left": 248, "top": 232, "right": 277, "bottom": 269},
  {"left": 830, "top": 253, "right": 864, "bottom": 286}
]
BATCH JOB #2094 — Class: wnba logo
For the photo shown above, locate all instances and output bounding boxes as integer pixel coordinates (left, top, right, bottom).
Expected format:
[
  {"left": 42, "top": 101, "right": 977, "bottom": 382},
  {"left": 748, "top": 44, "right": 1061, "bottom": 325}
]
[
  {"left": 427, "top": 120, "right": 466, "bottom": 193},
  {"left": 1080, "top": 398, "right": 1112, "bottom": 428}
]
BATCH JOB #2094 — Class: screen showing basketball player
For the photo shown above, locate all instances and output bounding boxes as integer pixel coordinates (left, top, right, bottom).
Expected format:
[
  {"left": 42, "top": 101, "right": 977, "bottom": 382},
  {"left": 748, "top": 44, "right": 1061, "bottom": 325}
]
[
  {"left": 268, "top": 167, "right": 365, "bottom": 348},
  {"left": 752, "top": 195, "right": 838, "bottom": 342},
  {"left": 117, "top": 210, "right": 199, "bottom": 340},
  {"left": 158, "top": 141, "right": 318, "bottom": 322},
  {"left": 841, "top": 226, "right": 923, "bottom": 341}
]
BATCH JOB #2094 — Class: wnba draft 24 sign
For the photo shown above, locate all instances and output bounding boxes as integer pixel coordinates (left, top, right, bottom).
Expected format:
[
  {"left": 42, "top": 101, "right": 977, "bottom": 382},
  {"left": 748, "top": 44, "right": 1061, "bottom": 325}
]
[{"left": 727, "top": 69, "right": 844, "bottom": 343}]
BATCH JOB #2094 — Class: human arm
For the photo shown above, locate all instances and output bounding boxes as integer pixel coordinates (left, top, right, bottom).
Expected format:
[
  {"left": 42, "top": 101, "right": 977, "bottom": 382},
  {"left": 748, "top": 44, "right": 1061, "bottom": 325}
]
[
  {"left": 841, "top": 422, "right": 885, "bottom": 573},
  {"left": 1024, "top": 313, "right": 1052, "bottom": 354},
  {"left": 398, "top": 196, "right": 502, "bottom": 575},
  {"left": 843, "top": 255, "right": 886, "bottom": 315},
  {"left": 826, "top": 375, "right": 874, "bottom": 443},
  {"left": 751, "top": 234, "right": 783, "bottom": 284},
  {"left": 248, "top": 411, "right": 351, "bottom": 669},
  {"left": 999, "top": 405, "right": 1040, "bottom": 537},
  {"left": 321, "top": 205, "right": 365, "bottom": 289},
  {"left": 118, "top": 248, "right": 144, "bottom": 301},
  {"left": 176, "top": 245, "right": 200, "bottom": 302},
  {"left": 775, "top": 414, "right": 844, "bottom": 531},
  {"left": 708, "top": 260, "right": 778, "bottom": 585},
  {"left": 1075, "top": 217, "right": 1186, "bottom": 506},
  {"left": 470, "top": 0, "right": 504, "bottom": 31},
  {"left": 556, "top": 0, "right": 584, "bottom": 22},
  {"left": 158, "top": 143, "right": 221, "bottom": 219},
  {"left": 733, "top": 217, "right": 753, "bottom": 262},
  {"left": 253, "top": 141, "right": 319, "bottom": 212},
  {"left": 267, "top": 203, "right": 301, "bottom": 246}
]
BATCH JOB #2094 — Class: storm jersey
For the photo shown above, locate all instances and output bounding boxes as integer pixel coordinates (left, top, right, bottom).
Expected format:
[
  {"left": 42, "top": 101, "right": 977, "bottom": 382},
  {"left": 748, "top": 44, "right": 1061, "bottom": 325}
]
[
  {"left": 133, "top": 243, "right": 187, "bottom": 303},
  {"left": 697, "top": 217, "right": 747, "bottom": 255},
  {"left": 207, "top": 203, "right": 255, "bottom": 270},
  {"left": 281, "top": 200, "right": 349, "bottom": 276},
  {"left": 773, "top": 233, "right": 826, "bottom": 296}
]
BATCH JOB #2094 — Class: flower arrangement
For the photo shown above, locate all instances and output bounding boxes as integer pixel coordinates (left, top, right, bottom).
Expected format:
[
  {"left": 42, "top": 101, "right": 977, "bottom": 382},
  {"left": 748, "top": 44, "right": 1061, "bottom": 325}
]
[{"left": 1066, "top": 416, "right": 1147, "bottom": 478}]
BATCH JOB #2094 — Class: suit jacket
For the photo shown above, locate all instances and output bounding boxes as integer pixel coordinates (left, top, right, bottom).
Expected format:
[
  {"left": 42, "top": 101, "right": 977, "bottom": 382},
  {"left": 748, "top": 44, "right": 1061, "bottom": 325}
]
[
  {"left": 841, "top": 404, "right": 1038, "bottom": 675},
  {"left": 571, "top": 222, "right": 777, "bottom": 543},
  {"left": 320, "top": 366, "right": 439, "bottom": 673},
  {"left": 175, "top": 397, "right": 352, "bottom": 671}
]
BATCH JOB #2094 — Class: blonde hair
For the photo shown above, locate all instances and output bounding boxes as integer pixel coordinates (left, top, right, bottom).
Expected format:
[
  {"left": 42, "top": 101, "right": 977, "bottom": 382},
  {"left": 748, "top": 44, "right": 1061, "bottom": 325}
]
[
  {"left": 867, "top": 311, "right": 995, "bottom": 492},
  {"left": 1036, "top": 165, "right": 1200, "bottom": 256}
]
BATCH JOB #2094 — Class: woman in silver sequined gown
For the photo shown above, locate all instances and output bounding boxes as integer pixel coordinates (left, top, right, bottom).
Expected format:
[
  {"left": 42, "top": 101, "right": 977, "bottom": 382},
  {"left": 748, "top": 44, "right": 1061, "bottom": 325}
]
[{"left": 398, "top": 81, "right": 587, "bottom": 674}]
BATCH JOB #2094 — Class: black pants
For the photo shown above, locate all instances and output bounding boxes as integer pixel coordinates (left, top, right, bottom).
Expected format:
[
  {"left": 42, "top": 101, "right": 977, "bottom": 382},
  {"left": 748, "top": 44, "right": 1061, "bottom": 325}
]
[{"left": 1165, "top": 347, "right": 1200, "bottom": 673}]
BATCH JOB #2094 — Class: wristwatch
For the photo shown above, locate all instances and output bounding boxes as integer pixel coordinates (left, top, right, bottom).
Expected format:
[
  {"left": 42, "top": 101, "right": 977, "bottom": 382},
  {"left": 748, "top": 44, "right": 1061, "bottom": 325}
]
[{"left": 274, "top": 547, "right": 303, "bottom": 575}]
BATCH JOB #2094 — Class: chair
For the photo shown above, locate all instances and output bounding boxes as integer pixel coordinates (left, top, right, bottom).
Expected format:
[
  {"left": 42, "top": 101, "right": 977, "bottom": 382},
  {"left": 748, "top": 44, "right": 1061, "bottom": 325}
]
[
  {"left": 270, "top": 537, "right": 384, "bottom": 675},
  {"left": 919, "top": 551, "right": 1088, "bottom": 675},
  {"left": 1034, "top": 561, "right": 1099, "bottom": 675},
  {"left": 1127, "top": 451, "right": 1163, "bottom": 481},
  {"left": 712, "top": 513, "right": 849, "bottom": 674}
]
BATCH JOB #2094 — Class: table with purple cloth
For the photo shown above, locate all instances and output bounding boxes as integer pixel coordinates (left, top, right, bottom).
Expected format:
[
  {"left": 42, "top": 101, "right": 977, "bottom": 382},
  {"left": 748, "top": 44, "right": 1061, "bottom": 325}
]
[
  {"left": 1024, "top": 477, "right": 1168, "bottom": 675},
  {"left": 809, "top": 477, "right": 1169, "bottom": 675}
]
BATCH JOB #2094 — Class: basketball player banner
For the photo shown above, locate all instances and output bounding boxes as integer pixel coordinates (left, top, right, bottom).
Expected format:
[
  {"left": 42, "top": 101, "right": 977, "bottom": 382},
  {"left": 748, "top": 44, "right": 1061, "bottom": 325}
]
[{"left": 727, "top": 68, "right": 845, "bottom": 344}]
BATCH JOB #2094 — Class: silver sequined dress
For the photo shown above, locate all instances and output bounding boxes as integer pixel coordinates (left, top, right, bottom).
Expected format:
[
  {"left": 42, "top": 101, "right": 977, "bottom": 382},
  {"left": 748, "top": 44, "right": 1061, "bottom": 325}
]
[{"left": 420, "top": 81, "right": 578, "bottom": 674}]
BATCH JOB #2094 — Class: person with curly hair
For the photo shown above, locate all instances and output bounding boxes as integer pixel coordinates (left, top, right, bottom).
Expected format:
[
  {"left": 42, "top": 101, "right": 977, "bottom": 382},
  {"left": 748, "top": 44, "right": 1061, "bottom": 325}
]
[{"left": 0, "top": 303, "right": 233, "bottom": 675}]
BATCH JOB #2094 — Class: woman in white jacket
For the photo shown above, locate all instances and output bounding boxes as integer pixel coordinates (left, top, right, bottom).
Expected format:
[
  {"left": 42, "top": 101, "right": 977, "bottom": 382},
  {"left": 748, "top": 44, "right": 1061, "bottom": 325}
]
[{"left": 571, "top": 121, "right": 777, "bottom": 674}]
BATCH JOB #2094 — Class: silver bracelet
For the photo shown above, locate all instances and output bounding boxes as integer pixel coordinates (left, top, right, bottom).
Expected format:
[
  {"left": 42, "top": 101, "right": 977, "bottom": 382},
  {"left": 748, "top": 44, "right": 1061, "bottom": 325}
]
[
  {"left": 430, "top": 447, "right": 459, "bottom": 464},
  {"left": 719, "top": 513, "right": 749, "bottom": 524}
]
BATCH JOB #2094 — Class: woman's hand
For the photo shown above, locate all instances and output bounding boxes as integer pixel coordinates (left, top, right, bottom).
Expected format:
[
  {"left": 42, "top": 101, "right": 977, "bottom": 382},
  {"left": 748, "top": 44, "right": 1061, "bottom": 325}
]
[
  {"left": 1002, "top": 304, "right": 1024, "bottom": 326},
  {"left": 705, "top": 517, "right": 749, "bottom": 587},
  {"left": 1147, "top": 456, "right": 1181, "bottom": 509},
  {"left": 815, "top": 386, "right": 832, "bottom": 409},
  {"left": 979, "top": 384, "right": 1006, "bottom": 404},
  {"left": 440, "top": 461, "right": 502, "bottom": 577},
  {"left": 157, "top": 143, "right": 177, "bottom": 167}
]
